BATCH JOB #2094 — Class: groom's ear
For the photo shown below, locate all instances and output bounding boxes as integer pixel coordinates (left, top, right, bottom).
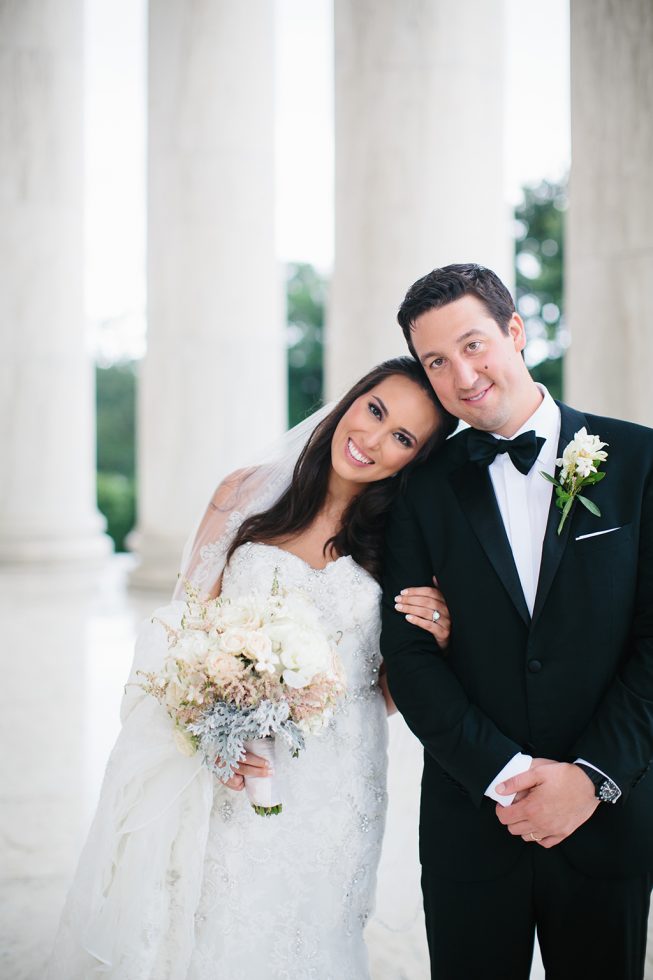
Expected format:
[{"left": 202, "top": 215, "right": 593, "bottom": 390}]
[{"left": 508, "top": 312, "right": 526, "bottom": 353}]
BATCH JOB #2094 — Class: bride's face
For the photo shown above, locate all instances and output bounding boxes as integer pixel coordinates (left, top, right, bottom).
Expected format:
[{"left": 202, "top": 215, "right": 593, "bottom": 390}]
[{"left": 330, "top": 374, "right": 440, "bottom": 485}]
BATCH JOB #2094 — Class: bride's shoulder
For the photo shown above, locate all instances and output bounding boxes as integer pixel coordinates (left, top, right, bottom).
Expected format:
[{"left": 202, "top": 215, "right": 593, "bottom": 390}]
[{"left": 209, "top": 466, "right": 261, "bottom": 510}]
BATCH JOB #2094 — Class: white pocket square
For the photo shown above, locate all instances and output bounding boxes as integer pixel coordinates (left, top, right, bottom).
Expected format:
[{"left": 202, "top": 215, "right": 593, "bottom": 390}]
[{"left": 575, "top": 526, "right": 621, "bottom": 541}]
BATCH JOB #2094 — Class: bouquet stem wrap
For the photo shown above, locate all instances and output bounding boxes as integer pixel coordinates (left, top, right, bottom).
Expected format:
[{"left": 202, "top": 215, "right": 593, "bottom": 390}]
[{"left": 243, "top": 737, "right": 282, "bottom": 815}]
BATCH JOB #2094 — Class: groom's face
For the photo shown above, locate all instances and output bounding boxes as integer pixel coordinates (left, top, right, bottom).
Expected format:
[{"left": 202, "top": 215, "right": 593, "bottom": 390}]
[{"left": 410, "top": 294, "right": 528, "bottom": 436}]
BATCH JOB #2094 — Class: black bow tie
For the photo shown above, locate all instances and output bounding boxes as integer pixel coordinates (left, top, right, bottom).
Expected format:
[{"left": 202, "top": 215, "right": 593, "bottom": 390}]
[{"left": 467, "top": 428, "right": 546, "bottom": 476}]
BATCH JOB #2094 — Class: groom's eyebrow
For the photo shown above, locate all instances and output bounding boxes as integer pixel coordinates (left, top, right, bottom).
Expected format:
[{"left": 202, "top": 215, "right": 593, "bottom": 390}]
[
  {"left": 373, "top": 396, "right": 417, "bottom": 443},
  {"left": 419, "top": 328, "right": 484, "bottom": 364}
]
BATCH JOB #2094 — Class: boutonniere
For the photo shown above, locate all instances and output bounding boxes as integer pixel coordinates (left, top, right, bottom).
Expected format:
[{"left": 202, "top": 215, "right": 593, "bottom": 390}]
[{"left": 540, "top": 427, "right": 609, "bottom": 534}]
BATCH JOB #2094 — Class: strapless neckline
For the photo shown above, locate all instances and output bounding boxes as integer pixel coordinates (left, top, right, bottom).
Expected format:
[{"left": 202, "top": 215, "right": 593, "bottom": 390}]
[{"left": 242, "top": 540, "right": 356, "bottom": 575}]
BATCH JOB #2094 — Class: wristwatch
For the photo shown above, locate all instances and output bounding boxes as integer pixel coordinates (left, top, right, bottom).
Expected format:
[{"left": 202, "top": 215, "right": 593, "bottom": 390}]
[{"left": 575, "top": 763, "right": 621, "bottom": 803}]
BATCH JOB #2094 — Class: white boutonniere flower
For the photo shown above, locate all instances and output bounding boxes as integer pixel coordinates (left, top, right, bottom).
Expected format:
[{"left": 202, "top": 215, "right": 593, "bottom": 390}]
[{"left": 540, "top": 427, "right": 609, "bottom": 534}]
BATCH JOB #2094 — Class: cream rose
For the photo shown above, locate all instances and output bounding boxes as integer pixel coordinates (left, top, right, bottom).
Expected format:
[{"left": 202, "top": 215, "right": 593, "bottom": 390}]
[{"left": 219, "top": 627, "right": 250, "bottom": 655}]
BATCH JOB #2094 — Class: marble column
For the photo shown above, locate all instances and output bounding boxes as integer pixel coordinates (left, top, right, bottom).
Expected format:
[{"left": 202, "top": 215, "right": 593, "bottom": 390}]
[
  {"left": 130, "top": 0, "right": 284, "bottom": 591},
  {"left": 565, "top": 0, "right": 653, "bottom": 425},
  {"left": 0, "top": 0, "right": 111, "bottom": 564},
  {"left": 328, "top": 0, "right": 511, "bottom": 397}
]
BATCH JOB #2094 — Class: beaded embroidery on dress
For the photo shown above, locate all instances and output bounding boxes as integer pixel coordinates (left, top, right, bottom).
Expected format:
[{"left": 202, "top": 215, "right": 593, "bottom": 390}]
[{"left": 47, "top": 541, "right": 388, "bottom": 980}]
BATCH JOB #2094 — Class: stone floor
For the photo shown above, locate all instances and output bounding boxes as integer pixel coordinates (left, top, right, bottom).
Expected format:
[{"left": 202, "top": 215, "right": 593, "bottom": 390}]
[{"left": 0, "top": 555, "right": 650, "bottom": 979}]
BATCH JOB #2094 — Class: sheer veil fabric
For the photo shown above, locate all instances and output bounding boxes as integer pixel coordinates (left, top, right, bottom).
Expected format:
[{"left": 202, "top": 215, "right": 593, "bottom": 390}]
[
  {"left": 173, "top": 402, "right": 336, "bottom": 601},
  {"left": 47, "top": 401, "right": 421, "bottom": 979}
]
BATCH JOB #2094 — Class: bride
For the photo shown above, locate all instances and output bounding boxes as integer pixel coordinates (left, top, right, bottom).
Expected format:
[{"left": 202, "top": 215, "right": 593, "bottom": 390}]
[{"left": 47, "top": 356, "right": 456, "bottom": 979}]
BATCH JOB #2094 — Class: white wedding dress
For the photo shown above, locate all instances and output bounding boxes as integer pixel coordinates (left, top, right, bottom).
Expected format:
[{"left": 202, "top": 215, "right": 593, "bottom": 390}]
[{"left": 48, "top": 541, "right": 389, "bottom": 980}]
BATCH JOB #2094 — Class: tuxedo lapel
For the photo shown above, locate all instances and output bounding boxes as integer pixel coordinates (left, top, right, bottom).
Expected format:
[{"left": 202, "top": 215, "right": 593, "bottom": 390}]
[
  {"left": 531, "top": 403, "right": 588, "bottom": 628},
  {"left": 449, "top": 460, "right": 531, "bottom": 626}
]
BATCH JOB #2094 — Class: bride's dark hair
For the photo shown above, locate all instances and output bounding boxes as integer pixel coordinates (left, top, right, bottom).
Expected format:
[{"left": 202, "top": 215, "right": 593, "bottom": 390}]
[{"left": 226, "top": 357, "right": 457, "bottom": 582}]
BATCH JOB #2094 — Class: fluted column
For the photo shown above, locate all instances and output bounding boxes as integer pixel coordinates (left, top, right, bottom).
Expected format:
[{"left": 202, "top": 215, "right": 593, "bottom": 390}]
[
  {"left": 130, "top": 0, "right": 284, "bottom": 591},
  {"left": 565, "top": 0, "right": 653, "bottom": 424},
  {"left": 328, "top": 0, "right": 511, "bottom": 397},
  {"left": 0, "top": 0, "right": 111, "bottom": 564}
]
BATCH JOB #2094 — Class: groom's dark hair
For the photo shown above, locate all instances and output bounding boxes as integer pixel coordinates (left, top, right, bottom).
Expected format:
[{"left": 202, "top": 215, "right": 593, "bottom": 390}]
[{"left": 397, "top": 263, "right": 515, "bottom": 359}]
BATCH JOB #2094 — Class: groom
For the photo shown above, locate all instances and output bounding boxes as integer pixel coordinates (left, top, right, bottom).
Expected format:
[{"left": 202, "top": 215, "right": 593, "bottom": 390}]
[{"left": 380, "top": 263, "right": 653, "bottom": 979}]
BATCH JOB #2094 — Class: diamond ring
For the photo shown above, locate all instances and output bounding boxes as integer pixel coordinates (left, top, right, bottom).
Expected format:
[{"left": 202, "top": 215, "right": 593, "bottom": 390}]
[{"left": 432, "top": 609, "right": 441, "bottom": 624}]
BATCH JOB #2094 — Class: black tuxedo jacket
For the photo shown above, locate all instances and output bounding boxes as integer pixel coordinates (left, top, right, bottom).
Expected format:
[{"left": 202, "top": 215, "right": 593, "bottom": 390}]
[{"left": 380, "top": 403, "right": 653, "bottom": 880}]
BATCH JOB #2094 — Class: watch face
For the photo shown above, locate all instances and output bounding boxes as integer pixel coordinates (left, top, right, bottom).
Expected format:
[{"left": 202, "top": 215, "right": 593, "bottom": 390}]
[{"left": 598, "top": 780, "right": 620, "bottom": 803}]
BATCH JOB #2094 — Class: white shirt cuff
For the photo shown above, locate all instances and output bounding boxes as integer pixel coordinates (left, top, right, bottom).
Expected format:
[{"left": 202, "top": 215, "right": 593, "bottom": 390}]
[
  {"left": 485, "top": 752, "right": 533, "bottom": 807},
  {"left": 574, "top": 758, "right": 622, "bottom": 799}
]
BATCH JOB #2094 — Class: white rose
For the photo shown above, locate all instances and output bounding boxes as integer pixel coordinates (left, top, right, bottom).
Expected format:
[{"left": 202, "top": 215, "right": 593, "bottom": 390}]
[
  {"left": 277, "top": 592, "right": 322, "bottom": 631},
  {"left": 177, "top": 630, "right": 212, "bottom": 664},
  {"left": 266, "top": 624, "right": 331, "bottom": 688},
  {"left": 173, "top": 727, "right": 197, "bottom": 757},
  {"left": 244, "top": 630, "right": 275, "bottom": 662},
  {"left": 218, "top": 597, "right": 262, "bottom": 630},
  {"left": 219, "top": 627, "right": 250, "bottom": 655}
]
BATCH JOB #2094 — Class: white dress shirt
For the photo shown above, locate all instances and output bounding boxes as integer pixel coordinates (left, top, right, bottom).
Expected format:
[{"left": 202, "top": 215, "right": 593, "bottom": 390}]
[
  {"left": 483, "top": 385, "right": 558, "bottom": 805},
  {"left": 478, "top": 386, "right": 620, "bottom": 806}
]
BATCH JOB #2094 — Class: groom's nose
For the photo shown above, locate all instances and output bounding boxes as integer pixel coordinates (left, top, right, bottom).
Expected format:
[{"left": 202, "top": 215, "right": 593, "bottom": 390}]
[{"left": 452, "top": 357, "right": 479, "bottom": 390}]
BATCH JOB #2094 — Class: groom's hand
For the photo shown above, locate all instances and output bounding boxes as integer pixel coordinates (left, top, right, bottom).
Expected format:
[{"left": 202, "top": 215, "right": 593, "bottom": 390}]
[{"left": 493, "top": 760, "right": 599, "bottom": 847}]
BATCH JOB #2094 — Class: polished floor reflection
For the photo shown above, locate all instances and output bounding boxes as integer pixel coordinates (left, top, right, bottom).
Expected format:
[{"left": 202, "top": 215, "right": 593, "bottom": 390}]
[{"left": 1, "top": 556, "right": 649, "bottom": 979}]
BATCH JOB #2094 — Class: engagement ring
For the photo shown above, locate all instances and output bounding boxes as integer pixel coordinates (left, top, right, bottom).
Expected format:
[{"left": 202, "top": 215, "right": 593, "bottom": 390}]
[{"left": 432, "top": 609, "right": 441, "bottom": 623}]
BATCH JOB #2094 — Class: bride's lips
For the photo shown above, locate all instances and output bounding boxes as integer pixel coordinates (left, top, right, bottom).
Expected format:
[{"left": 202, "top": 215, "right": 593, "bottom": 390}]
[
  {"left": 344, "top": 437, "right": 374, "bottom": 467},
  {"left": 461, "top": 383, "right": 494, "bottom": 404}
]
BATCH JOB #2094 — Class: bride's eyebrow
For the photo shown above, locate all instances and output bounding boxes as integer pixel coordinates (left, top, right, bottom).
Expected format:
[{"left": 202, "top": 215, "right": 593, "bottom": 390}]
[{"left": 372, "top": 396, "right": 417, "bottom": 444}]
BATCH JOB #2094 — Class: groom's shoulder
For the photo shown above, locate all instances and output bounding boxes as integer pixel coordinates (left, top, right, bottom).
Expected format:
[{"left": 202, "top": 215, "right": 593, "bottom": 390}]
[{"left": 563, "top": 402, "right": 653, "bottom": 451}]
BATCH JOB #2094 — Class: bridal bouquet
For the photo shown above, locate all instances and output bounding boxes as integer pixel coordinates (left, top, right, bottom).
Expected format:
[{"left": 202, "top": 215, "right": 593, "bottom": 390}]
[{"left": 137, "top": 572, "right": 345, "bottom": 815}]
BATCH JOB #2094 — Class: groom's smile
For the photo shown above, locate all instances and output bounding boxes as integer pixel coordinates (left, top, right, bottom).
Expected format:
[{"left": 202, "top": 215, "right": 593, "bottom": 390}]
[{"left": 461, "top": 383, "right": 494, "bottom": 404}]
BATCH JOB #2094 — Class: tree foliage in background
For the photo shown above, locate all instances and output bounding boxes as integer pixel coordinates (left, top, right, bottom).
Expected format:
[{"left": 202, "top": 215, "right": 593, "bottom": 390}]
[
  {"left": 287, "top": 263, "right": 326, "bottom": 427},
  {"left": 514, "top": 178, "right": 567, "bottom": 400},
  {"left": 96, "top": 362, "right": 137, "bottom": 551}
]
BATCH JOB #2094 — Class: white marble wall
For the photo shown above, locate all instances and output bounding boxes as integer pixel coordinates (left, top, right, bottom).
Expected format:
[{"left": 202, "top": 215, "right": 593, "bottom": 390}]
[
  {"left": 565, "top": 0, "right": 653, "bottom": 425},
  {"left": 0, "top": 0, "right": 111, "bottom": 565},
  {"left": 129, "top": 0, "right": 285, "bottom": 592},
  {"left": 327, "top": 0, "right": 512, "bottom": 397}
]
